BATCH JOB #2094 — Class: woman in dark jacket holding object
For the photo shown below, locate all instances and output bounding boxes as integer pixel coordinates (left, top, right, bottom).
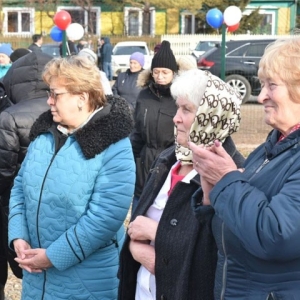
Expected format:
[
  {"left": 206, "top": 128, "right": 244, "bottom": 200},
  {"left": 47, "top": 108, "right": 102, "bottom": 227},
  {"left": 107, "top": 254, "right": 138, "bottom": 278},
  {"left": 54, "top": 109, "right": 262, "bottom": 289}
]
[
  {"left": 130, "top": 41, "right": 179, "bottom": 211},
  {"left": 190, "top": 37, "right": 300, "bottom": 299},
  {"left": 118, "top": 69, "right": 244, "bottom": 300},
  {"left": 112, "top": 51, "right": 144, "bottom": 111}
]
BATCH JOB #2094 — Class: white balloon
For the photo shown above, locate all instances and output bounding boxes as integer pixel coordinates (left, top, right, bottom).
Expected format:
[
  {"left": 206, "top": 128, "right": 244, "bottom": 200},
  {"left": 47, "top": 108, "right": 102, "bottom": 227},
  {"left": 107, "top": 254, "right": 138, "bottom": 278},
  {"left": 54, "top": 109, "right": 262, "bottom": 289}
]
[
  {"left": 66, "top": 23, "right": 84, "bottom": 41},
  {"left": 223, "top": 6, "right": 242, "bottom": 27}
]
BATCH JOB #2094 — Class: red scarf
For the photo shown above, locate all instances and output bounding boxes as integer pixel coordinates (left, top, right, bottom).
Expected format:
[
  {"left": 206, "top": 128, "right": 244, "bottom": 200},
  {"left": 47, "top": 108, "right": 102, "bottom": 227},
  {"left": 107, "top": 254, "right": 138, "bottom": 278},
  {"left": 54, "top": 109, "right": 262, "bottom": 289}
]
[
  {"left": 168, "top": 162, "right": 185, "bottom": 196},
  {"left": 278, "top": 123, "right": 300, "bottom": 142}
]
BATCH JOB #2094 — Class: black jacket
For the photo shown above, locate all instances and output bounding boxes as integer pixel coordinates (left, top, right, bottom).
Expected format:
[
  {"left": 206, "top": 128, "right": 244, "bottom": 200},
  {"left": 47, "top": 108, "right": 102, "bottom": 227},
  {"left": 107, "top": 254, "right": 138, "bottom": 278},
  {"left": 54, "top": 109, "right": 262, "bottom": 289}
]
[
  {"left": 0, "top": 51, "right": 52, "bottom": 279},
  {"left": 118, "top": 137, "right": 244, "bottom": 300},
  {"left": 130, "top": 69, "right": 177, "bottom": 197},
  {"left": 112, "top": 68, "right": 143, "bottom": 111},
  {"left": 0, "top": 51, "right": 53, "bottom": 200}
]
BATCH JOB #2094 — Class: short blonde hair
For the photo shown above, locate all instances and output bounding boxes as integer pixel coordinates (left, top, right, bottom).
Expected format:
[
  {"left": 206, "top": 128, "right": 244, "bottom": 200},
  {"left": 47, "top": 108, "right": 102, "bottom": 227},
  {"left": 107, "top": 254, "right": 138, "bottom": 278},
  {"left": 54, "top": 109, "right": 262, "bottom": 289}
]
[
  {"left": 258, "top": 37, "right": 300, "bottom": 102},
  {"left": 43, "top": 56, "right": 106, "bottom": 110}
]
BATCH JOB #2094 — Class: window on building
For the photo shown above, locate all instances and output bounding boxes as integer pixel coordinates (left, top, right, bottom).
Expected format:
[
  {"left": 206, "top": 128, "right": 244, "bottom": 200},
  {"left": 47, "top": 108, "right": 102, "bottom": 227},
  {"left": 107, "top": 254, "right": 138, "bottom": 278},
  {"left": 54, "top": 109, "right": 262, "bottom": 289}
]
[
  {"left": 58, "top": 6, "right": 100, "bottom": 36},
  {"left": 124, "top": 7, "right": 155, "bottom": 36},
  {"left": 180, "top": 11, "right": 201, "bottom": 34},
  {"left": 3, "top": 8, "right": 34, "bottom": 35},
  {"left": 128, "top": 11, "right": 139, "bottom": 36}
]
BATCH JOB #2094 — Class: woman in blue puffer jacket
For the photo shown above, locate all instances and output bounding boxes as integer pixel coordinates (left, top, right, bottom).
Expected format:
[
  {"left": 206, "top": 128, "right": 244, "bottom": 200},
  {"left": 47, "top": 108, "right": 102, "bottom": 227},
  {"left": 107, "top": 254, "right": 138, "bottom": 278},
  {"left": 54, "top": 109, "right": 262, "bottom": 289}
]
[
  {"left": 8, "top": 56, "right": 135, "bottom": 300},
  {"left": 191, "top": 37, "right": 300, "bottom": 299}
]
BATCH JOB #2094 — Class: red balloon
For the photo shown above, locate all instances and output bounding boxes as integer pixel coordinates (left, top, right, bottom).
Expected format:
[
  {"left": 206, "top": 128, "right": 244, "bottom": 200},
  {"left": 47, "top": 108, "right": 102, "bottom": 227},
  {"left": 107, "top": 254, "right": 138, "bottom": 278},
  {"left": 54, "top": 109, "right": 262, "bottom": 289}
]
[
  {"left": 227, "top": 23, "right": 239, "bottom": 32},
  {"left": 54, "top": 10, "right": 71, "bottom": 30}
]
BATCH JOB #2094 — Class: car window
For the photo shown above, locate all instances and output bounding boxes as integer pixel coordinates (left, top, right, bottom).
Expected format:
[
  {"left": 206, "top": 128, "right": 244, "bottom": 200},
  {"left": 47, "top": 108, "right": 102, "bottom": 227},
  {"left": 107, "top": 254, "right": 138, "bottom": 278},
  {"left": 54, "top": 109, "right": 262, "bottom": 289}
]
[
  {"left": 227, "top": 44, "right": 248, "bottom": 57},
  {"left": 195, "top": 41, "right": 219, "bottom": 51},
  {"left": 245, "top": 43, "right": 269, "bottom": 57},
  {"left": 113, "top": 46, "right": 147, "bottom": 55}
]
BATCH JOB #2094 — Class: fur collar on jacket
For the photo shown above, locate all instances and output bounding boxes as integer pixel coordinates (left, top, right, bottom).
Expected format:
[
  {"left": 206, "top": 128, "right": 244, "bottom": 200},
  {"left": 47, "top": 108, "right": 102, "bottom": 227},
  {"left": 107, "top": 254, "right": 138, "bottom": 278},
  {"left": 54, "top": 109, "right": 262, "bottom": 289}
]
[
  {"left": 29, "top": 95, "right": 133, "bottom": 159},
  {"left": 136, "top": 55, "right": 198, "bottom": 88}
]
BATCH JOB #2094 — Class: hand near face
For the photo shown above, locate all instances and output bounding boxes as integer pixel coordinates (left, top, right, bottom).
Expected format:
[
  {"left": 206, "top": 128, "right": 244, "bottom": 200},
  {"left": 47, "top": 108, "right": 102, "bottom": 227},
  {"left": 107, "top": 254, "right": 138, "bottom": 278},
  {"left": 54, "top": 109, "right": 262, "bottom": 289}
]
[
  {"left": 14, "top": 244, "right": 53, "bottom": 273},
  {"left": 201, "top": 176, "right": 213, "bottom": 205},
  {"left": 129, "top": 240, "right": 155, "bottom": 274},
  {"left": 189, "top": 140, "right": 238, "bottom": 185},
  {"left": 127, "top": 216, "right": 158, "bottom": 242}
]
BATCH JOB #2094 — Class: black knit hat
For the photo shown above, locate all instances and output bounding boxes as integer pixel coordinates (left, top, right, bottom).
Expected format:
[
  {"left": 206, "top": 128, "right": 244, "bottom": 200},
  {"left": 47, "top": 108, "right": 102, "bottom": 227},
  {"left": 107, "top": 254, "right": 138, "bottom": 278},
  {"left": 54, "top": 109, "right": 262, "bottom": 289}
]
[
  {"left": 151, "top": 40, "right": 178, "bottom": 72},
  {"left": 10, "top": 48, "right": 30, "bottom": 62}
]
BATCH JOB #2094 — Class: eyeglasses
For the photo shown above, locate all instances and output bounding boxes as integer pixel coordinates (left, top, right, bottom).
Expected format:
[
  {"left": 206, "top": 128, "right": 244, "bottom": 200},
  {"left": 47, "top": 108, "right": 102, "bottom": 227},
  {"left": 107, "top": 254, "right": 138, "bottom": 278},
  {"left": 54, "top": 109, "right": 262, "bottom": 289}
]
[
  {"left": 47, "top": 90, "right": 70, "bottom": 102},
  {"left": 152, "top": 70, "right": 174, "bottom": 77}
]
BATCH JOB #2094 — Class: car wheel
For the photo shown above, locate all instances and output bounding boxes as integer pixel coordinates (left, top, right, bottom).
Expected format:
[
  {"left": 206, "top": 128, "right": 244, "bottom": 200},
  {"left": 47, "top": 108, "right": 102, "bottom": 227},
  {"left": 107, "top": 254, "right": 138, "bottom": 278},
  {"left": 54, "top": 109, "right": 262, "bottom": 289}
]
[{"left": 225, "top": 74, "right": 251, "bottom": 104}]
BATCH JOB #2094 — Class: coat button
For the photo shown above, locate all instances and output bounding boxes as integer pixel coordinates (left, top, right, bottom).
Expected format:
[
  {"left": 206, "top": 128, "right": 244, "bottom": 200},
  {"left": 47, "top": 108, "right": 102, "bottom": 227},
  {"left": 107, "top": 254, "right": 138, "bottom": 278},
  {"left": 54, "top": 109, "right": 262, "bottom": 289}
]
[
  {"left": 161, "top": 295, "right": 166, "bottom": 300},
  {"left": 170, "top": 219, "right": 177, "bottom": 226},
  {"left": 163, "top": 258, "right": 169, "bottom": 265}
]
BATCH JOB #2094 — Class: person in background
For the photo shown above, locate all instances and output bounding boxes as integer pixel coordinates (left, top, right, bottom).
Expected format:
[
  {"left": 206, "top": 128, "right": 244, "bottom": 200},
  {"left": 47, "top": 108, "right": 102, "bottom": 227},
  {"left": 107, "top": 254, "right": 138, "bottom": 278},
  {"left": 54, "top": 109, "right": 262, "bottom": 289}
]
[
  {"left": 112, "top": 52, "right": 145, "bottom": 112},
  {"left": 130, "top": 40, "right": 190, "bottom": 212},
  {"left": 190, "top": 37, "right": 300, "bottom": 299},
  {"left": 154, "top": 43, "right": 161, "bottom": 54},
  {"left": 118, "top": 68, "right": 244, "bottom": 300},
  {"left": 0, "top": 44, "right": 13, "bottom": 79},
  {"left": 28, "top": 34, "right": 43, "bottom": 53},
  {"left": 77, "top": 48, "right": 112, "bottom": 95},
  {"left": 97, "top": 38, "right": 104, "bottom": 70},
  {"left": 101, "top": 37, "right": 113, "bottom": 80},
  {"left": 0, "top": 51, "right": 53, "bottom": 300},
  {"left": 8, "top": 56, "right": 135, "bottom": 300},
  {"left": 10, "top": 48, "right": 31, "bottom": 63},
  {"left": 59, "top": 39, "right": 78, "bottom": 56}
]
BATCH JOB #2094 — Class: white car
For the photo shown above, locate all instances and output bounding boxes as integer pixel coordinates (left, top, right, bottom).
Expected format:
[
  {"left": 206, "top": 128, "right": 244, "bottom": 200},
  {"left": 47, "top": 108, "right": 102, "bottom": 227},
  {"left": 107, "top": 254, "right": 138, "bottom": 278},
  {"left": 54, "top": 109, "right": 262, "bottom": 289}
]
[{"left": 111, "top": 41, "right": 153, "bottom": 79}]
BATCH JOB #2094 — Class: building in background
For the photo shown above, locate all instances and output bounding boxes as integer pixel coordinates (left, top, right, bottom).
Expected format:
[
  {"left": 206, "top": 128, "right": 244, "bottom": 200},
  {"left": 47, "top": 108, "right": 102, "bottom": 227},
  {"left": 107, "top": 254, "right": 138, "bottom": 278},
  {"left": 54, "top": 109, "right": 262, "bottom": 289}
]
[{"left": 0, "top": 0, "right": 297, "bottom": 37}]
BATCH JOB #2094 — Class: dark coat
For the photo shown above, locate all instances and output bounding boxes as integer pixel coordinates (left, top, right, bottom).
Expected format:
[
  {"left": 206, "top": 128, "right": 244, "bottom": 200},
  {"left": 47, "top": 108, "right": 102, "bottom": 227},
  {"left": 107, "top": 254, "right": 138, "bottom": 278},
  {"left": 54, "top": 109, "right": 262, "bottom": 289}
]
[
  {"left": 203, "top": 129, "right": 300, "bottom": 299},
  {"left": 0, "top": 51, "right": 53, "bottom": 280},
  {"left": 130, "top": 69, "right": 177, "bottom": 197},
  {"left": 28, "top": 43, "right": 42, "bottom": 53},
  {"left": 112, "top": 68, "right": 143, "bottom": 111},
  {"left": 101, "top": 37, "right": 112, "bottom": 63},
  {"left": 118, "top": 137, "right": 244, "bottom": 300}
]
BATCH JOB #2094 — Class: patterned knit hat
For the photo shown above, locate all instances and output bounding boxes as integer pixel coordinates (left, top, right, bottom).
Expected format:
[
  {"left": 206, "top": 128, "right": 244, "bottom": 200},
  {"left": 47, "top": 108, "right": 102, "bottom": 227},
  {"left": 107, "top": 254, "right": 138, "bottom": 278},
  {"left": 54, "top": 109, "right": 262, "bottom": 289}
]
[{"left": 151, "top": 40, "right": 177, "bottom": 72}]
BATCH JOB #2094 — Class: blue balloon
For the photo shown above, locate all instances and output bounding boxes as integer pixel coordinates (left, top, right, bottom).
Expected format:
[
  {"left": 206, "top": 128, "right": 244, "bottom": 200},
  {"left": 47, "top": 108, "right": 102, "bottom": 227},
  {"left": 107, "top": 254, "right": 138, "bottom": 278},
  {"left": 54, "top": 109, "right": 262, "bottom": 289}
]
[
  {"left": 50, "top": 26, "right": 63, "bottom": 42},
  {"left": 206, "top": 8, "right": 223, "bottom": 29}
]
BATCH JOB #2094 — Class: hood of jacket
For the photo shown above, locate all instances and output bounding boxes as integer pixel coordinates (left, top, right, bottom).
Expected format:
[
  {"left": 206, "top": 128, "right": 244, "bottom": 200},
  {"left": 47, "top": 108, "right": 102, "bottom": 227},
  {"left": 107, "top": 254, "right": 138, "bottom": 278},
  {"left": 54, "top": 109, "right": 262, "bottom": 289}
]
[
  {"left": 136, "top": 55, "right": 197, "bottom": 88},
  {"left": 29, "top": 95, "right": 134, "bottom": 159},
  {"left": 2, "top": 51, "right": 53, "bottom": 104}
]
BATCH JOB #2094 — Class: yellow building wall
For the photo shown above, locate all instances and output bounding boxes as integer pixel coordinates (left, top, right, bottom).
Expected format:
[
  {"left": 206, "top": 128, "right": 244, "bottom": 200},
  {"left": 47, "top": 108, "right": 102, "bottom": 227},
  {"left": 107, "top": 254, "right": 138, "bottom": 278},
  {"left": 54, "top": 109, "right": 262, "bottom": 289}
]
[
  {"left": 101, "top": 12, "right": 123, "bottom": 35},
  {"left": 35, "top": 11, "right": 55, "bottom": 34},
  {"left": 155, "top": 12, "right": 166, "bottom": 35},
  {"left": 278, "top": 7, "right": 290, "bottom": 35},
  {"left": 167, "top": 8, "right": 179, "bottom": 34}
]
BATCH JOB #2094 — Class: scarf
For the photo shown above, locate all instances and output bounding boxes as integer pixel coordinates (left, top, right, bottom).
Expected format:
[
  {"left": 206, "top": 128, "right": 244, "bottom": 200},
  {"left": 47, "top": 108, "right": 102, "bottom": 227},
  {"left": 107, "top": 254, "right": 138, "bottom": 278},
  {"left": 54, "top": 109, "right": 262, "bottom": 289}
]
[{"left": 175, "top": 71, "right": 242, "bottom": 165}]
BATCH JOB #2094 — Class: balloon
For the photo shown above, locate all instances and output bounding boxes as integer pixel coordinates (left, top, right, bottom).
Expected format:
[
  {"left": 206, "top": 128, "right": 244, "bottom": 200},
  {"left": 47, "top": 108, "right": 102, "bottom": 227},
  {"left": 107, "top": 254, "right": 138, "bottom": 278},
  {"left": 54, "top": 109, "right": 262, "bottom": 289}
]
[
  {"left": 223, "top": 6, "right": 242, "bottom": 27},
  {"left": 50, "top": 26, "right": 63, "bottom": 42},
  {"left": 66, "top": 23, "right": 84, "bottom": 41},
  {"left": 54, "top": 10, "right": 71, "bottom": 30},
  {"left": 227, "top": 23, "right": 240, "bottom": 32},
  {"left": 206, "top": 8, "right": 223, "bottom": 29}
]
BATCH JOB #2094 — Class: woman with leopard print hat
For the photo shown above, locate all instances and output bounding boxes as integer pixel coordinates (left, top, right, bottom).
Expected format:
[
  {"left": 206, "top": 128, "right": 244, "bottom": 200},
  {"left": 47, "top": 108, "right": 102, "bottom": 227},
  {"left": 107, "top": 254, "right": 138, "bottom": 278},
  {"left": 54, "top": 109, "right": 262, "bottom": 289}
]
[{"left": 118, "top": 68, "right": 244, "bottom": 300}]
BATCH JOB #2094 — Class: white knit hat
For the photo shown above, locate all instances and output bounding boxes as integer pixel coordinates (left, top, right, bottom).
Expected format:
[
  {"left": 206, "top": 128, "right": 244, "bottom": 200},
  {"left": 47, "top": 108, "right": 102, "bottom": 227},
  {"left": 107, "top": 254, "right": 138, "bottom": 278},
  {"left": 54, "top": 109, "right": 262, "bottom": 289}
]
[{"left": 78, "top": 48, "right": 97, "bottom": 64}]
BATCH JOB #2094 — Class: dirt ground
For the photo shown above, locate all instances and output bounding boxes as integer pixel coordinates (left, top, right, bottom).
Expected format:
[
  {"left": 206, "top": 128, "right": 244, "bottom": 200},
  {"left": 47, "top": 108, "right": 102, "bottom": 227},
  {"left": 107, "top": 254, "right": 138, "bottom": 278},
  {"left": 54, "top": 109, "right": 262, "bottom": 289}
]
[{"left": 232, "top": 103, "right": 270, "bottom": 156}]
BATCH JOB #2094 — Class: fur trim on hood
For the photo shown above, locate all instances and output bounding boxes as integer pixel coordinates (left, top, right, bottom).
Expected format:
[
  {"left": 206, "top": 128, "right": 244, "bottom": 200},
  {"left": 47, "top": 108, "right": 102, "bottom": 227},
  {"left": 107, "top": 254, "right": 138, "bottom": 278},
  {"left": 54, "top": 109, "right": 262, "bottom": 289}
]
[
  {"left": 136, "top": 55, "right": 197, "bottom": 88},
  {"left": 29, "top": 96, "right": 133, "bottom": 159}
]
